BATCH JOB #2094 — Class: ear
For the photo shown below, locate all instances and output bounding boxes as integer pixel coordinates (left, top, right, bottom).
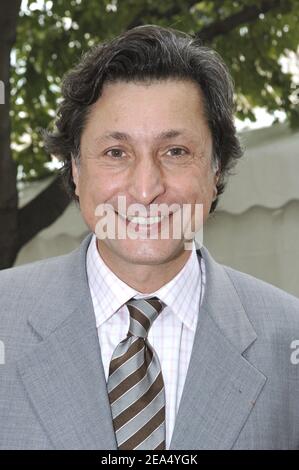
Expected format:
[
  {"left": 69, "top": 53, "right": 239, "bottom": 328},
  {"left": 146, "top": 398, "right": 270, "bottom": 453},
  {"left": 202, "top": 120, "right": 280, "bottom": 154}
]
[{"left": 71, "top": 157, "right": 80, "bottom": 197}]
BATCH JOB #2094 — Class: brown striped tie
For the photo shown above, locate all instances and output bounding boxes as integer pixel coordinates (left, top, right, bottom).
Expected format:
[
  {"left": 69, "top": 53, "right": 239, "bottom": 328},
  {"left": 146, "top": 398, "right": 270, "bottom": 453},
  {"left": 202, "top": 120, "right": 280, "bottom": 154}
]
[{"left": 107, "top": 297, "right": 166, "bottom": 450}]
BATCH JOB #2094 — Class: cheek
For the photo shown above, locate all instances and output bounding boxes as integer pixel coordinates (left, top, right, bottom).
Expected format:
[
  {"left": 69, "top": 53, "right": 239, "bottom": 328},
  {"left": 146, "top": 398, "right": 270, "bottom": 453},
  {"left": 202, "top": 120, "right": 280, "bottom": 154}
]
[
  {"left": 189, "top": 168, "right": 215, "bottom": 199},
  {"left": 78, "top": 167, "right": 123, "bottom": 205}
]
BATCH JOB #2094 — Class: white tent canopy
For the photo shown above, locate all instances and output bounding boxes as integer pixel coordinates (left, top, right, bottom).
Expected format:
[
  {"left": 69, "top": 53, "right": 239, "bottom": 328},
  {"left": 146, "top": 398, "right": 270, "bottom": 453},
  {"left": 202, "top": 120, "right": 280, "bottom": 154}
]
[{"left": 219, "top": 123, "right": 299, "bottom": 212}]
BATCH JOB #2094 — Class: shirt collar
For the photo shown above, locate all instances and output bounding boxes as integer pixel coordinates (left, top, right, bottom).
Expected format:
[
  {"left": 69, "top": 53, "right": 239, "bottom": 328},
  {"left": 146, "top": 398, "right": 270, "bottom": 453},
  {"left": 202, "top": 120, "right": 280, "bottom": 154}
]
[{"left": 86, "top": 234, "right": 202, "bottom": 332}]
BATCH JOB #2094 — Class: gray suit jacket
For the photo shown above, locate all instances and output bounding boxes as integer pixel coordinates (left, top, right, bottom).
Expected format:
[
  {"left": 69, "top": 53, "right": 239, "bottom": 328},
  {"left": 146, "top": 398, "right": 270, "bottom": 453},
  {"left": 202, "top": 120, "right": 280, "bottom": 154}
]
[{"left": 1, "top": 233, "right": 299, "bottom": 450}]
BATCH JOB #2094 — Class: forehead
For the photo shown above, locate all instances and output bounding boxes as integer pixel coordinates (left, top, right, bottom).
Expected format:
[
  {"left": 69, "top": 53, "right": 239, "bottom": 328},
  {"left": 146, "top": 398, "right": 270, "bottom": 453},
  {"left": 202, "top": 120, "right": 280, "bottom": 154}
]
[
  {"left": 83, "top": 79, "right": 210, "bottom": 142},
  {"left": 94, "top": 79, "right": 205, "bottom": 116}
]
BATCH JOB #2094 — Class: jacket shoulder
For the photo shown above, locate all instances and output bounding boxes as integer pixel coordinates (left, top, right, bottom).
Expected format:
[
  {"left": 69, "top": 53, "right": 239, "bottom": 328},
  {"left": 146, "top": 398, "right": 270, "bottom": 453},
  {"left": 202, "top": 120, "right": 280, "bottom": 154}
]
[
  {"left": 0, "top": 250, "right": 81, "bottom": 355},
  {"left": 0, "top": 250, "right": 78, "bottom": 295},
  {"left": 223, "top": 264, "right": 299, "bottom": 327}
]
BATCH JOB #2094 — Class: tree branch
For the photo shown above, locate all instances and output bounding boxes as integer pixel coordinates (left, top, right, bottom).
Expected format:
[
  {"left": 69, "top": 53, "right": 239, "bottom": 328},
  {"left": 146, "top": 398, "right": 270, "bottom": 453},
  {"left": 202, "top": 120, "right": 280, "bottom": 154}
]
[
  {"left": 17, "top": 175, "right": 71, "bottom": 249},
  {"left": 0, "top": 0, "right": 22, "bottom": 269},
  {"left": 198, "top": 0, "right": 288, "bottom": 42},
  {"left": 127, "top": 0, "right": 198, "bottom": 30}
]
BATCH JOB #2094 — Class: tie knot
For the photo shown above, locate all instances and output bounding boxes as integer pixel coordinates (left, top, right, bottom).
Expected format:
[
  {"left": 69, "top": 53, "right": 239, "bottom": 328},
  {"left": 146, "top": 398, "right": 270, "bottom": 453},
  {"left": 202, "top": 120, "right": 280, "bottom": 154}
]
[{"left": 126, "top": 296, "right": 165, "bottom": 338}]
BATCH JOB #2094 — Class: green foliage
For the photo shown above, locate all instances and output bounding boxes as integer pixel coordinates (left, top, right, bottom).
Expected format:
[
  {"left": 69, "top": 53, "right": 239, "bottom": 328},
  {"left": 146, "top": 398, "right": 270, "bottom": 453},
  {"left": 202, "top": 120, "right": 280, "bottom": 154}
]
[{"left": 10, "top": 0, "right": 299, "bottom": 181}]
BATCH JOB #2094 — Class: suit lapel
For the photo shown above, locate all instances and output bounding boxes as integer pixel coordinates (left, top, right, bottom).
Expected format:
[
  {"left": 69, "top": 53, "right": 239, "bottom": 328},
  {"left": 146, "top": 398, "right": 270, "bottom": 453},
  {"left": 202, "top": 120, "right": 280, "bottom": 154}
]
[
  {"left": 169, "top": 247, "right": 267, "bottom": 450},
  {"left": 17, "top": 234, "right": 117, "bottom": 450}
]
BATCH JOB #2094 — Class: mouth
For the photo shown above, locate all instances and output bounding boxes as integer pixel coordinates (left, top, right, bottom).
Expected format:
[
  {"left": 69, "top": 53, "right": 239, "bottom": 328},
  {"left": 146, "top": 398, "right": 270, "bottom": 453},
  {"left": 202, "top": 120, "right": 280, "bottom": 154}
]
[{"left": 115, "top": 212, "right": 173, "bottom": 231}]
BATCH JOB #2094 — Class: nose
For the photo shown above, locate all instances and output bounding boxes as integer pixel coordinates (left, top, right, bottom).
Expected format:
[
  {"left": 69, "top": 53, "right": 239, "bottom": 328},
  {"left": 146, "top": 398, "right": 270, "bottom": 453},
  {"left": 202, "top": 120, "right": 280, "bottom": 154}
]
[{"left": 128, "top": 156, "right": 166, "bottom": 206}]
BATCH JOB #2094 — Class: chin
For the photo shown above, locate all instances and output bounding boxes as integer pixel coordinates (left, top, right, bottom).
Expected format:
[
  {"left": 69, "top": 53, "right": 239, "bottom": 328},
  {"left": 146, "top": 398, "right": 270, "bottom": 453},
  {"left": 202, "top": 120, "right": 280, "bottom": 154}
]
[{"left": 109, "top": 238, "right": 185, "bottom": 265}]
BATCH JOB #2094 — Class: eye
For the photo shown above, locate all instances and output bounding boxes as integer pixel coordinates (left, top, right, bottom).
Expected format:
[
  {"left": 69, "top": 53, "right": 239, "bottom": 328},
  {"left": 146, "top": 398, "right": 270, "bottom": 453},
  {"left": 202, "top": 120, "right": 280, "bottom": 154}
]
[
  {"left": 166, "top": 147, "right": 188, "bottom": 157},
  {"left": 105, "top": 148, "right": 125, "bottom": 159}
]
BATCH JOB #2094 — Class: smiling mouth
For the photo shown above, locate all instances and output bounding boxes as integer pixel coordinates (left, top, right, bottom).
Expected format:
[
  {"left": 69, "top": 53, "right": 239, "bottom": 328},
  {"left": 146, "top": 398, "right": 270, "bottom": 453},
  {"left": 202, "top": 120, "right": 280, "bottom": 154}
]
[{"left": 116, "top": 212, "right": 173, "bottom": 227}]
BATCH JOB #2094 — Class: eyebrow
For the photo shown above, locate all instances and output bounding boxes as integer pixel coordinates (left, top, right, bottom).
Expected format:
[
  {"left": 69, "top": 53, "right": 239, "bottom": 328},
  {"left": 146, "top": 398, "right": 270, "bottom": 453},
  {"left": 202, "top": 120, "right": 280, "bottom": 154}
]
[{"left": 97, "top": 129, "right": 190, "bottom": 143}]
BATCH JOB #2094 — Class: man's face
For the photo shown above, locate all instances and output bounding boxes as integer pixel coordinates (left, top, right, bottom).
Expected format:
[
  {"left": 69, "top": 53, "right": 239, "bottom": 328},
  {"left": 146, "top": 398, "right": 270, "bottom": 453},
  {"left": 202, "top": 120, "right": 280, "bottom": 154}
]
[{"left": 72, "top": 79, "right": 218, "bottom": 269}]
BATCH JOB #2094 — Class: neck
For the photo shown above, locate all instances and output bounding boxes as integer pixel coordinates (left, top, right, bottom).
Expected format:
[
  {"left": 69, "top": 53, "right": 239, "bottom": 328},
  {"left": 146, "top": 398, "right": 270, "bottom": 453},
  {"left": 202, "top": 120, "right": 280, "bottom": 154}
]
[{"left": 96, "top": 240, "right": 193, "bottom": 293}]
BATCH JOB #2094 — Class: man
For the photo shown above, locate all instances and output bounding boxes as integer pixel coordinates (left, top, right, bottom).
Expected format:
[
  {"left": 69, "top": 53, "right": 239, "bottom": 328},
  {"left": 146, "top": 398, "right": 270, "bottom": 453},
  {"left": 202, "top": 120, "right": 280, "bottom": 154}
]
[{"left": 1, "top": 25, "right": 299, "bottom": 450}]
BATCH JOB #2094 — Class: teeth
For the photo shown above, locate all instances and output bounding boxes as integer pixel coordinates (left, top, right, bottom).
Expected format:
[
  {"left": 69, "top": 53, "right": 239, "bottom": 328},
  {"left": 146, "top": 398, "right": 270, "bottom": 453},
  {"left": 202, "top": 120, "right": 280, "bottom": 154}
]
[
  {"left": 128, "top": 216, "right": 163, "bottom": 225},
  {"left": 118, "top": 214, "right": 165, "bottom": 225}
]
